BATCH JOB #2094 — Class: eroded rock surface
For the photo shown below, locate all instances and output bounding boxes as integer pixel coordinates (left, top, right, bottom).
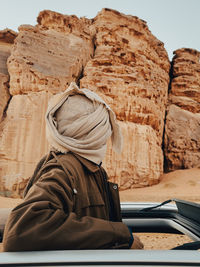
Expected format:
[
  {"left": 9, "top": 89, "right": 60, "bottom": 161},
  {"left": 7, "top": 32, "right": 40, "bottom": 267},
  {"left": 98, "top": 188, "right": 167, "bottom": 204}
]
[
  {"left": 0, "top": 73, "right": 10, "bottom": 122},
  {"left": 0, "top": 92, "right": 52, "bottom": 196},
  {"left": 0, "top": 29, "right": 17, "bottom": 44},
  {"left": 164, "top": 48, "right": 200, "bottom": 171},
  {"left": 81, "top": 8, "right": 170, "bottom": 187},
  {"left": 103, "top": 121, "right": 163, "bottom": 189},
  {"left": 0, "top": 29, "right": 17, "bottom": 122},
  {"left": 8, "top": 12, "right": 94, "bottom": 95}
]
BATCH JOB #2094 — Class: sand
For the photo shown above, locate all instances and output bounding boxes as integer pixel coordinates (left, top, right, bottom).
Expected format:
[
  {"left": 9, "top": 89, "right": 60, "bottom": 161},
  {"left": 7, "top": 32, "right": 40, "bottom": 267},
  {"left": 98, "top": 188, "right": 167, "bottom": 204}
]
[
  {"left": 0, "top": 168, "right": 200, "bottom": 251},
  {"left": 120, "top": 168, "right": 200, "bottom": 202}
]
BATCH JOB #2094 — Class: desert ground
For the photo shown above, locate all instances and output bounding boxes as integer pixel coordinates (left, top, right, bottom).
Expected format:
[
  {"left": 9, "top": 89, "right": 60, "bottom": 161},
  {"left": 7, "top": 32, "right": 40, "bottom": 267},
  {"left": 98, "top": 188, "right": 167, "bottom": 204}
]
[
  {"left": 0, "top": 168, "right": 200, "bottom": 251},
  {"left": 120, "top": 168, "right": 200, "bottom": 203}
]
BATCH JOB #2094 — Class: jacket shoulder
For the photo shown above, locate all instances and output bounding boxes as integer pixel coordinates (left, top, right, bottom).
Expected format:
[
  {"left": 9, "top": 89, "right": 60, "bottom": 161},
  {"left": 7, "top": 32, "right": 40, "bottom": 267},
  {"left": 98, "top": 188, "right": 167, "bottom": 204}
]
[
  {"left": 56, "top": 153, "right": 83, "bottom": 172},
  {"left": 24, "top": 152, "right": 81, "bottom": 196}
]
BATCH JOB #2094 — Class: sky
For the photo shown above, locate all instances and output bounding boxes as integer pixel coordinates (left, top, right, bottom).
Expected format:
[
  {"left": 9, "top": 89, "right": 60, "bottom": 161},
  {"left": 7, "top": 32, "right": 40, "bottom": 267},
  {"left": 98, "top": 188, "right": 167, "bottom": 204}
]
[{"left": 0, "top": 0, "right": 199, "bottom": 60}]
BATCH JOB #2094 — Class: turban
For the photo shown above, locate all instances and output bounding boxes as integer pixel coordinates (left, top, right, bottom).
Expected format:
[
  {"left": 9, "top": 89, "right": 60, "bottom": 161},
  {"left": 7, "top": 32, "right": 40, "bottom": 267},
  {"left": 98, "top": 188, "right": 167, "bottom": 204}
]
[{"left": 46, "top": 82, "right": 122, "bottom": 164}]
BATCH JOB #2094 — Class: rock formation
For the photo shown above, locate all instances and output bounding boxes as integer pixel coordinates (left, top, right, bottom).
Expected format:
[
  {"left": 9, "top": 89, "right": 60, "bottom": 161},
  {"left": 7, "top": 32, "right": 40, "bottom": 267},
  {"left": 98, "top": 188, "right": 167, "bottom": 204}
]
[
  {"left": 0, "top": 9, "right": 198, "bottom": 197},
  {"left": 81, "top": 8, "right": 170, "bottom": 188},
  {"left": 0, "top": 74, "right": 10, "bottom": 122},
  {"left": 0, "top": 92, "right": 52, "bottom": 196},
  {"left": 0, "top": 29, "right": 17, "bottom": 121},
  {"left": 8, "top": 12, "right": 94, "bottom": 95},
  {"left": 0, "top": 11, "right": 94, "bottom": 197},
  {"left": 164, "top": 48, "right": 200, "bottom": 171}
]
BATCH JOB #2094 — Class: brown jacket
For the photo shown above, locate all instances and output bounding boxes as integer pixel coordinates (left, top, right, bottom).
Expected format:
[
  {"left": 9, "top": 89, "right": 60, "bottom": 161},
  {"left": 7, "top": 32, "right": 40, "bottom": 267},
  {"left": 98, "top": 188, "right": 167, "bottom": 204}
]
[{"left": 3, "top": 152, "right": 131, "bottom": 251}]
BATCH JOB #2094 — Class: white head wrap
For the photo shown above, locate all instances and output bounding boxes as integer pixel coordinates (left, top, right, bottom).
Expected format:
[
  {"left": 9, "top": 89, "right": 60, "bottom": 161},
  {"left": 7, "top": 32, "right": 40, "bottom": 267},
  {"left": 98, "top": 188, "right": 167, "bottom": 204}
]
[{"left": 46, "top": 82, "right": 123, "bottom": 164}]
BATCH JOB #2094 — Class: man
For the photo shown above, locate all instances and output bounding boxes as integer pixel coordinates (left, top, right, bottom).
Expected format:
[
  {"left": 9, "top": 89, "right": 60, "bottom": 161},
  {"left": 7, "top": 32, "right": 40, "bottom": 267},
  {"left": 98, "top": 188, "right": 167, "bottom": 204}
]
[{"left": 3, "top": 82, "right": 143, "bottom": 251}]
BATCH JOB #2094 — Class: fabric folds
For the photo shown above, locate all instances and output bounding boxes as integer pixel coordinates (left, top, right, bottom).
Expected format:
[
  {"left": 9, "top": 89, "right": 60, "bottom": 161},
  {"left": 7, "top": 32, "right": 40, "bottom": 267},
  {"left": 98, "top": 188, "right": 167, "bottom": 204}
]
[{"left": 46, "top": 82, "right": 122, "bottom": 164}]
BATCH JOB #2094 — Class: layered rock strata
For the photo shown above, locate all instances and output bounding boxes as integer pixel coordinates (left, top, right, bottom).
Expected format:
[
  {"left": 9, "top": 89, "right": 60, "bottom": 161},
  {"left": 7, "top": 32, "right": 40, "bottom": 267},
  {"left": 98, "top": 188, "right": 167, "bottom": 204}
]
[
  {"left": 8, "top": 14, "right": 94, "bottom": 95},
  {"left": 81, "top": 8, "right": 170, "bottom": 188},
  {"left": 0, "top": 29, "right": 17, "bottom": 44},
  {"left": 164, "top": 48, "right": 200, "bottom": 171},
  {"left": 0, "top": 11, "right": 94, "bottom": 197}
]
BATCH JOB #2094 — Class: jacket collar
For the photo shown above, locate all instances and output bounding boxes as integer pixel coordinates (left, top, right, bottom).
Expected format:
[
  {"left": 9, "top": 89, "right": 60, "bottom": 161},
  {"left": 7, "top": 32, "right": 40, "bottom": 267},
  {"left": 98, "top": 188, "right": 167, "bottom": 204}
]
[{"left": 73, "top": 153, "right": 101, "bottom": 173}]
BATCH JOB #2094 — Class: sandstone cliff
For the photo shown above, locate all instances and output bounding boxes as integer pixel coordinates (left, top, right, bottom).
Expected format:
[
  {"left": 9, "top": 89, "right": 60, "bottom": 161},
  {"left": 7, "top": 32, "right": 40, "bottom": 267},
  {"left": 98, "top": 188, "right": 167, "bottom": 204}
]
[
  {"left": 81, "top": 8, "right": 170, "bottom": 188},
  {"left": 0, "top": 10, "right": 94, "bottom": 197},
  {"left": 0, "top": 9, "right": 198, "bottom": 198},
  {"left": 164, "top": 48, "right": 200, "bottom": 171}
]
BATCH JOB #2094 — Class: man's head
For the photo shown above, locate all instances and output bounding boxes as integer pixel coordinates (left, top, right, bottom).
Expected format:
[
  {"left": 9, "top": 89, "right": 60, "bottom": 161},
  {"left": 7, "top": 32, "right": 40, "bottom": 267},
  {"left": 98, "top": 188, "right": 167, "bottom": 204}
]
[{"left": 46, "top": 82, "right": 122, "bottom": 164}]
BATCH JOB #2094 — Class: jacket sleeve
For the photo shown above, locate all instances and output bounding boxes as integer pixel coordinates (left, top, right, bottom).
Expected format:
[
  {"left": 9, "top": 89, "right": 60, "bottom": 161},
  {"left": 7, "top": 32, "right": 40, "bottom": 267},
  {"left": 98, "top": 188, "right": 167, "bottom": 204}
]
[{"left": 3, "top": 167, "right": 131, "bottom": 251}]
